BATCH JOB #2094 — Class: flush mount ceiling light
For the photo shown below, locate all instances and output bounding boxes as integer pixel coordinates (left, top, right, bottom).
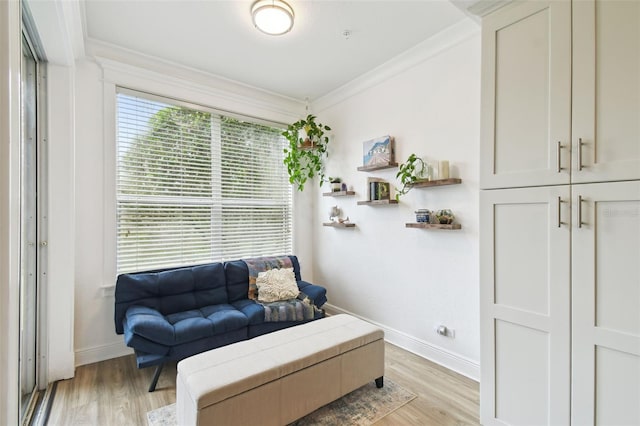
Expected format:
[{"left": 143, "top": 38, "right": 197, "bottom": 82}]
[{"left": 251, "top": 0, "right": 294, "bottom": 35}]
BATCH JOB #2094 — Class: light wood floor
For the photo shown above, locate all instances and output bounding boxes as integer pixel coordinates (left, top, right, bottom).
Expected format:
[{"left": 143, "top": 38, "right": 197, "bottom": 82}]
[{"left": 47, "top": 343, "right": 479, "bottom": 425}]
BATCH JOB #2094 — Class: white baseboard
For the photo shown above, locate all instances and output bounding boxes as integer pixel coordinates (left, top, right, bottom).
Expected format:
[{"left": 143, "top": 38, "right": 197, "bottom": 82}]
[
  {"left": 324, "top": 303, "right": 480, "bottom": 382},
  {"left": 76, "top": 308, "right": 480, "bottom": 381},
  {"left": 75, "top": 341, "right": 133, "bottom": 367}
]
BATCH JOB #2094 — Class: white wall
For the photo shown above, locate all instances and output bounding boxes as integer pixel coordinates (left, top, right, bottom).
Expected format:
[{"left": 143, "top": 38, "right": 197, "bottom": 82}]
[
  {"left": 312, "top": 32, "right": 481, "bottom": 379},
  {"left": 43, "top": 13, "right": 480, "bottom": 382},
  {"left": 46, "top": 63, "right": 77, "bottom": 381}
]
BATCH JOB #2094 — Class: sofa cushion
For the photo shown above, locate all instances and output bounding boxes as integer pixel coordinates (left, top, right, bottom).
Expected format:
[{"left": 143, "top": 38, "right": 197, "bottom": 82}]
[
  {"left": 231, "top": 299, "right": 265, "bottom": 325},
  {"left": 115, "top": 262, "right": 228, "bottom": 334},
  {"left": 125, "top": 304, "right": 248, "bottom": 346},
  {"left": 224, "top": 260, "right": 251, "bottom": 303},
  {"left": 256, "top": 268, "right": 299, "bottom": 303}
]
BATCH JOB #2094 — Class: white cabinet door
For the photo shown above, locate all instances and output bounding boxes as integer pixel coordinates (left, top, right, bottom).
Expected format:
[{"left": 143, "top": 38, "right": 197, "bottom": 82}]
[
  {"left": 480, "top": 0, "right": 571, "bottom": 189},
  {"left": 572, "top": 0, "right": 640, "bottom": 183},
  {"left": 572, "top": 181, "right": 640, "bottom": 425},
  {"left": 480, "top": 186, "right": 571, "bottom": 425}
]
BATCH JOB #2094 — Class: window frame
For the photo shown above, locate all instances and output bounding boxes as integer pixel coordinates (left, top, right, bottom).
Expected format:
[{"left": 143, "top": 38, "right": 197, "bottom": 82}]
[{"left": 114, "top": 87, "right": 293, "bottom": 274}]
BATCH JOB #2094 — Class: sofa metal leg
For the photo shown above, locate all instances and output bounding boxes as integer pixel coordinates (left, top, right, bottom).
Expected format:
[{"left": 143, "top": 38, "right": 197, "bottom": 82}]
[
  {"left": 375, "top": 376, "right": 384, "bottom": 388},
  {"left": 148, "top": 363, "right": 164, "bottom": 392}
]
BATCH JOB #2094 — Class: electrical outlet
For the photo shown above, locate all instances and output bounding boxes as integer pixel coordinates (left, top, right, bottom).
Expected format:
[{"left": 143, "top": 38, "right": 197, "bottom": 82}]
[{"left": 436, "top": 324, "right": 455, "bottom": 338}]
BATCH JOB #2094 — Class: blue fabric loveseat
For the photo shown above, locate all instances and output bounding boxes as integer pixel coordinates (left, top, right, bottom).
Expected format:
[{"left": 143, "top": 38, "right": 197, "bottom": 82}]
[{"left": 114, "top": 255, "right": 327, "bottom": 391}]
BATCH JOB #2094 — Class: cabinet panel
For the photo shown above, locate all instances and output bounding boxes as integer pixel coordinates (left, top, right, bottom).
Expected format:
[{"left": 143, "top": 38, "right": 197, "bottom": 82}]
[
  {"left": 480, "top": 186, "right": 570, "bottom": 425},
  {"left": 495, "top": 321, "right": 549, "bottom": 425},
  {"left": 572, "top": 181, "right": 640, "bottom": 425},
  {"left": 494, "top": 9, "right": 549, "bottom": 175},
  {"left": 595, "top": 347, "right": 640, "bottom": 426},
  {"left": 480, "top": 0, "right": 571, "bottom": 189},
  {"left": 572, "top": 0, "right": 640, "bottom": 182},
  {"left": 595, "top": 200, "right": 640, "bottom": 335},
  {"left": 494, "top": 203, "right": 549, "bottom": 315}
]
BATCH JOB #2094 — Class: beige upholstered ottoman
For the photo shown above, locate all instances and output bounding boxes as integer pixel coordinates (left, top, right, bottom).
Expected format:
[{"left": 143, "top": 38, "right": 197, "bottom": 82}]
[{"left": 176, "top": 314, "right": 385, "bottom": 426}]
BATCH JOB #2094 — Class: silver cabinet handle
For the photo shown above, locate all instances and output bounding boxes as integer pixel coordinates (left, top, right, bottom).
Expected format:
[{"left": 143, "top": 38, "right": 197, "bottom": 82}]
[
  {"left": 578, "top": 195, "right": 584, "bottom": 228},
  {"left": 578, "top": 138, "right": 585, "bottom": 171},
  {"left": 557, "top": 196, "right": 563, "bottom": 228},
  {"left": 557, "top": 141, "right": 563, "bottom": 173}
]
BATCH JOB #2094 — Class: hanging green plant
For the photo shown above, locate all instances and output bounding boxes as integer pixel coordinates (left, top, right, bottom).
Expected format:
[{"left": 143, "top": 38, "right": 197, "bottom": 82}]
[
  {"left": 282, "top": 114, "right": 332, "bottom": 191},
  {"left": 395, "top": 153, "right": 426, "bottom": 200}
]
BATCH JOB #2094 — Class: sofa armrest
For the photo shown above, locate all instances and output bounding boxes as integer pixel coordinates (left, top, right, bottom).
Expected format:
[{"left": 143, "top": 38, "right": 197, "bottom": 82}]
[
  {"left": 297, "top": 281, "right": 327, "bottom": 308},
  {"left": 125, "top": 305, "right": 175, "bottom": 344}
]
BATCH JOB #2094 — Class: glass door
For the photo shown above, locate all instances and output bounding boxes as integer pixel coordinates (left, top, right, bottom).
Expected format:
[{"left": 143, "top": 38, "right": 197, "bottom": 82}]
[{"left": 19, "top": 33, "right": 39, "bottom": 422}]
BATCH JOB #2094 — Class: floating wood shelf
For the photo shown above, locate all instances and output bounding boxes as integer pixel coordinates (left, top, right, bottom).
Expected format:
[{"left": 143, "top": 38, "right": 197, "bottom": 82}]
[
  {"left": 323, "top": 222, "right": 356, "bottom": 228},
  {"left": 357, "top": 199, "right": 399, "bottom": 205},
  {"left": 408, "top": 178, "right": 462, "bottom": 188},
  {"left": 357, "top": 162, "right": 398, "bottom": 172},
  {"left": 322, "top": 191, "right": 356, "bottom": 197},
  {"left": 405, "top": 223, "right": 462, "bottom": 230}
]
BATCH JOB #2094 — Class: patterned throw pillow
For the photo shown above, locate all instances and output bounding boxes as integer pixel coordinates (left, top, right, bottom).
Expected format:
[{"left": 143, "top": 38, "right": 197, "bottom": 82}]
[{"left": 256, "top": 268, "right": 299, "bottom": 303}]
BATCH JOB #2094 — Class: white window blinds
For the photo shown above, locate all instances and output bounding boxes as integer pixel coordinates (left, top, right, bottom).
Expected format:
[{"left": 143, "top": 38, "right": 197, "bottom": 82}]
[{"left": 116, "top": 89, "right": 292, "bottom": 274}]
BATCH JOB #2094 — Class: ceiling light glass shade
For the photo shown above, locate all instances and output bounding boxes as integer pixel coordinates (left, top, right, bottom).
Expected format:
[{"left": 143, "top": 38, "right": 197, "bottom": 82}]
[{"left": 251, "top": 0, "right": 294, "bottom": 35}]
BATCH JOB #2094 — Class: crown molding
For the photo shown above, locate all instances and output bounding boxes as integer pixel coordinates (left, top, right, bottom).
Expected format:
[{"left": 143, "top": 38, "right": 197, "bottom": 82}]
[
  {"left": 312, "top": 19, "right": 480, "bottom": 113},
  {"left": 87, "top": 38, "right": 306, "bottom": 123},
  {"left": 466, "top": 0, "right": 514, "bottom": 17}
]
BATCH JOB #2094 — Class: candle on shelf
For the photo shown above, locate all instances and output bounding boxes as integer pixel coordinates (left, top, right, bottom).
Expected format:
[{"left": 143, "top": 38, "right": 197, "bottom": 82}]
[{"left": 438, "top": 160, "right": 450, "bottom": 180}]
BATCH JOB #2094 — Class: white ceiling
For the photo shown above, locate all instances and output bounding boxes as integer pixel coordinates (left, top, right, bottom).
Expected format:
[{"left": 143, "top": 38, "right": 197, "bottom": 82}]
[{"left": 81, "top": 0, "right": 469, "bottom": 101}]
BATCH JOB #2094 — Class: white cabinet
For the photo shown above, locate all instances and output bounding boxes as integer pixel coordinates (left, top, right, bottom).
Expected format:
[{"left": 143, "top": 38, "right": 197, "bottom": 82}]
[
  {"left": 480, "top": 0, "right": 571, "bottom": 189},
  {"left": 571, "top": 181, "right": 640, "bottom": 426},
  {"left": 481, "top": 182, "right": 640, "bottom": 425},
  {"left": 572, "top": 0, "right": 640, "bottom": 183},
  {"left": 480, "top": 1, "right": 640, "bottom": 424},
  {"left": 480, "top": 186, "right": 571, "bottom": 425},
  {"left": 481, "top": 0, "right": 640, "bottom": 190}
]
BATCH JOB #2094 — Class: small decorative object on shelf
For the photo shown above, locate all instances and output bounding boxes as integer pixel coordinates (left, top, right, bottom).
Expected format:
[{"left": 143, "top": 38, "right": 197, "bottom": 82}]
[
  {"left": 329, "top": 205, "right": 341, "bottom": 221},
  {"left": 329, "top": 177, "right": 342, "bottom": 192},
  {"left": 434, "top": 209, "right": 455, "bottom": 224},
  {"left": 327, "top": 205, "right": 352, "bottom": 226},
  {"left": 367, "top": 177, "right": 391, "bottom": 201},
  {"left": 362, "top": 135, "right": 395, "bottom": 168},
  {"left": 415, "top": 209, "right": 431, "bottom": 223},
  {"left": 438, "top": 160, "right": 450, "bottom": 179}
]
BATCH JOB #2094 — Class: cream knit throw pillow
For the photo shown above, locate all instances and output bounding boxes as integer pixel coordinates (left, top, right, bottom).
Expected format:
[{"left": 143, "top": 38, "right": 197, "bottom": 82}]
[{"left": 256, "top": 268, "right": 299, "bottom": 303}]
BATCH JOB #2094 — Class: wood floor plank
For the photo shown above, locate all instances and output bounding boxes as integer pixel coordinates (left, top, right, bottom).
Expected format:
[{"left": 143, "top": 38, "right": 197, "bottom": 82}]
[{"left": 47, "top": 343, "right": 478, "bottom": 425}]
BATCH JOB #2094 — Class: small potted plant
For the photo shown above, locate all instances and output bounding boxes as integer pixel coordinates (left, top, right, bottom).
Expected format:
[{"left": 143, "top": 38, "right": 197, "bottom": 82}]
[
  {"left": 395, "top": 153, "right": 427, "bottom": 200},
  {"left": 329, "top": 177, "right": 342, "bottom": 192},
  {"left": 282, "top": 114, "right": 332, "bottom": 191}
]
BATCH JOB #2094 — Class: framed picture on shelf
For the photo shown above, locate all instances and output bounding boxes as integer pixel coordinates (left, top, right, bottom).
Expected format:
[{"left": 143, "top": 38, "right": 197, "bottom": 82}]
[{"left": 362, "top": 135, "right": 395, "bottom": 168}]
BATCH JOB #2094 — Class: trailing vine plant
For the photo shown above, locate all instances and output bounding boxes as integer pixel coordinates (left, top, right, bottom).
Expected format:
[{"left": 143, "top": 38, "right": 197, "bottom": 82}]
[
  {"left": 282, "top": 114, "right": 332, "bottom": 191},
  {"left": 395, "top": 153, "right": 426, "bottom": 200}
]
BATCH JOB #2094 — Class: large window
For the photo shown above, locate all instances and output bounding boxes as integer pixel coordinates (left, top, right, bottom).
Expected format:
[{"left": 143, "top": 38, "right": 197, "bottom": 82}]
[{"left": 116, "top": 89, "right": 292, "bottom": 274}]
